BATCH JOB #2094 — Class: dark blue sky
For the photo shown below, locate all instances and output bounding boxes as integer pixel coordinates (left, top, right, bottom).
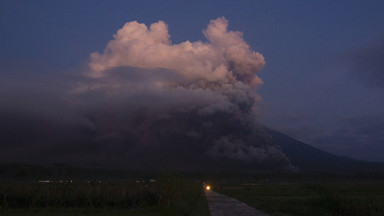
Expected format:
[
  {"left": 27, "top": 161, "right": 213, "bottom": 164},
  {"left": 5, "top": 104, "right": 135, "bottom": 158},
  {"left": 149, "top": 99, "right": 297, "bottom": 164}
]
[{"left": 1, "top": 0, "right": 384, "bottom": 162}]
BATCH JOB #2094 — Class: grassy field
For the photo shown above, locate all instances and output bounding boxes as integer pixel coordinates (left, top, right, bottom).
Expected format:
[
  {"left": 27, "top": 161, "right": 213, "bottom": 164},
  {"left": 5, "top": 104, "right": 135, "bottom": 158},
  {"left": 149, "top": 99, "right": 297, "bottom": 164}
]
[
  {"left": 3, "top": 169, "right": 384, "bottom": 216},
  {"left": 215, "top": 181, "right": 384, "bottom": 216},
  {"left": 0, "top": 173, "right": 210, "bottom": 216}
]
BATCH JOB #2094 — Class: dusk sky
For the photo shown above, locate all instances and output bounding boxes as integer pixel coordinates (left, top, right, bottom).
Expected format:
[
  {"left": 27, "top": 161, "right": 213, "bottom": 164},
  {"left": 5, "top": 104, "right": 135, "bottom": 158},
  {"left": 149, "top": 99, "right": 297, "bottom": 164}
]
[{"left": 1, "top": 0, "right": 384, "bottom": 165}]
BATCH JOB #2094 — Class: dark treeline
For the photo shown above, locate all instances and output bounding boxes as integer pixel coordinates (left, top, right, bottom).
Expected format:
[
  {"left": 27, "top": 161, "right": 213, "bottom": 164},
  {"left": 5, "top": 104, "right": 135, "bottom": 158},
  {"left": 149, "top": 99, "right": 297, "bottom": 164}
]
[{"left": 2, "top": 163, "right": 384, "bottom": 184}]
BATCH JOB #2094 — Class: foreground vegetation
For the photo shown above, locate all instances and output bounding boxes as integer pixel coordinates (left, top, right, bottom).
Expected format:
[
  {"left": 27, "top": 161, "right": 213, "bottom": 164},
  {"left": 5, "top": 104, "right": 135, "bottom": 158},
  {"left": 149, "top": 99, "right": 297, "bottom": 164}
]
[
  {"left": 0, "top": 173, "right": 209, "bottom": 216},
  {"left": 3, "top": 167, "right": 384, "bottom": 216},
  {"left": 215, "top": 180, "right": 384, "bottom": 216}
]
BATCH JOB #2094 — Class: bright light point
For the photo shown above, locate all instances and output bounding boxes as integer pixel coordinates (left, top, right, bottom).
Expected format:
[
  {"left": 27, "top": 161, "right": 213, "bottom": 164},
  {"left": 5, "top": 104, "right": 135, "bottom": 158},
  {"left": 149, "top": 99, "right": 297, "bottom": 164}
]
[{"left": 206, "top": 185, "right": 211, "bottom": 190}]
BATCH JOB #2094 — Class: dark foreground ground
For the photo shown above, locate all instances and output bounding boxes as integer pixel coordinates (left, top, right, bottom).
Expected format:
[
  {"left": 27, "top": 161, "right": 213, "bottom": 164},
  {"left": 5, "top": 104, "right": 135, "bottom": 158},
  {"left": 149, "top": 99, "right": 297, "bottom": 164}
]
[
  {"left": 1, "top": 171, "right": 384, "bottom": 216},
  {"left": 212, "top": 173, "right": 384, "bottom": 216},
  {"left": 0, "top": 173, "right": 210, "bottom": 216}
]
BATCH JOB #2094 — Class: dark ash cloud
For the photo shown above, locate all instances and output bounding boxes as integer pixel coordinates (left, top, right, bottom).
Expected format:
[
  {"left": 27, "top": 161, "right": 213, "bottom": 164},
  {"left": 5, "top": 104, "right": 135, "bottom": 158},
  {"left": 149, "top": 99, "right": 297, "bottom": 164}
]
[{"left": 351, "top": 39, "right": 384, "bottom": 88}]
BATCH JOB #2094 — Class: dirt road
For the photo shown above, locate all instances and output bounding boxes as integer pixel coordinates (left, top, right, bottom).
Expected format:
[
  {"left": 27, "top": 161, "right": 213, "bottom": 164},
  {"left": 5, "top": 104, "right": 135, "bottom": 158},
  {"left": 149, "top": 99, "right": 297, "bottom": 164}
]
[{"left": 205, "top": 190, "right": 270, "bottom": 216}]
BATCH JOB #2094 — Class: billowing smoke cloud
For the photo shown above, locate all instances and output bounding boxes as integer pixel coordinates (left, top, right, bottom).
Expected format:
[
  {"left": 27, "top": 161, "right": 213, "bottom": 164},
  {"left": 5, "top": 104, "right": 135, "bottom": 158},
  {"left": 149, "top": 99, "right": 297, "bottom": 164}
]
[
  {"left": 88, "top": 17, "right": 264, "bottom": 87},
  {"left": 0, "top": 18, "right": 294, "bottom": 170},
  {"left": 81, "top": 17, "right": 293, "bottom": 169},
  {"left": 82, "top": 17, "right": 266, "bottom": 119},
  {"left": 209, "top": 136, "right": 290, "bottom": 162}
]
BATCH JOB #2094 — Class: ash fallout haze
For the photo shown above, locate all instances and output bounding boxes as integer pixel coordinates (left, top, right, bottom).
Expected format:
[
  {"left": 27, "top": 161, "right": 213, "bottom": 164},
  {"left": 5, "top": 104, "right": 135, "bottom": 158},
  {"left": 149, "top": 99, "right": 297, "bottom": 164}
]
[{"left": 1, "top": 0, "right": 384, "bottom": 171}]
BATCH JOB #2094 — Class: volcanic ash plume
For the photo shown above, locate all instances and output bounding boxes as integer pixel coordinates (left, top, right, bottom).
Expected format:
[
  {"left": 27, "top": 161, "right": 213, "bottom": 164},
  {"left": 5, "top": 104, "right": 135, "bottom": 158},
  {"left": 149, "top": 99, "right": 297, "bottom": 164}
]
[
  {"left": 89, "top": 17, "right": 264, "bottom": 87},
  {"left": 77, "top": 17, "right": 294, "bottom": 170},
  {"left": 85, "top": 17, "right": 266, "bottom": 115}
]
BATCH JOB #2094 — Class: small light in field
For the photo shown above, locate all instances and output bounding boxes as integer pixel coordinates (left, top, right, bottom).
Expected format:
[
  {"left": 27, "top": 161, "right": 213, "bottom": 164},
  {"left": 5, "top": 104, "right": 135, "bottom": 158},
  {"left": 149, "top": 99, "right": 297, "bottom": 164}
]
[{"left": 206, "top": 185, "right": 211, "bottom": 190}]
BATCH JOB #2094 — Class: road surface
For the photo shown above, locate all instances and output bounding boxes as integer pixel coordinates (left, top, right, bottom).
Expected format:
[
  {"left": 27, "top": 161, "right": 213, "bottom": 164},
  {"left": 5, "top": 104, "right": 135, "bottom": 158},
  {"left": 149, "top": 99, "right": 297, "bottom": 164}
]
[{"left": 205, "top": 190, "right": 270, "bottom": 216}]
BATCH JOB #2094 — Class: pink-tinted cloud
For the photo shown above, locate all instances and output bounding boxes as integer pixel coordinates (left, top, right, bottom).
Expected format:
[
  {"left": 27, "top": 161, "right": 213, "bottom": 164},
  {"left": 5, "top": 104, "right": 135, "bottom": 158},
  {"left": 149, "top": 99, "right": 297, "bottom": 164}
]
[
  {"left": 84, "top": 17, "right": 266, "bottom": 116},
  {"left": 88, "top": 17, "right": 265, "bottom": 88}
]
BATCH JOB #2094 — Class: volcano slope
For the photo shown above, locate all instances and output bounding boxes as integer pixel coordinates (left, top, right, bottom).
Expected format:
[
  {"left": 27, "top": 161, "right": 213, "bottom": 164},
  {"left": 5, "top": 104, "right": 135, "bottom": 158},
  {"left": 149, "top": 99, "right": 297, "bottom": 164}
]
[
  {"left": 2, "top": 108, "right": 384, "bottom": 172},
  {"left": 85, "top": 108, "right": 384, "bottom": 172}
]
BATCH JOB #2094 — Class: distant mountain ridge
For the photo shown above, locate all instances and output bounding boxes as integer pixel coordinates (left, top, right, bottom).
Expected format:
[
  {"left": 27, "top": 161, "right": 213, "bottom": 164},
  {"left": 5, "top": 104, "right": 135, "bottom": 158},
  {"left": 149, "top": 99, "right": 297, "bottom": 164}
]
[{"left": 268, "top": 129, "right": 384, "bottom": 172}]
